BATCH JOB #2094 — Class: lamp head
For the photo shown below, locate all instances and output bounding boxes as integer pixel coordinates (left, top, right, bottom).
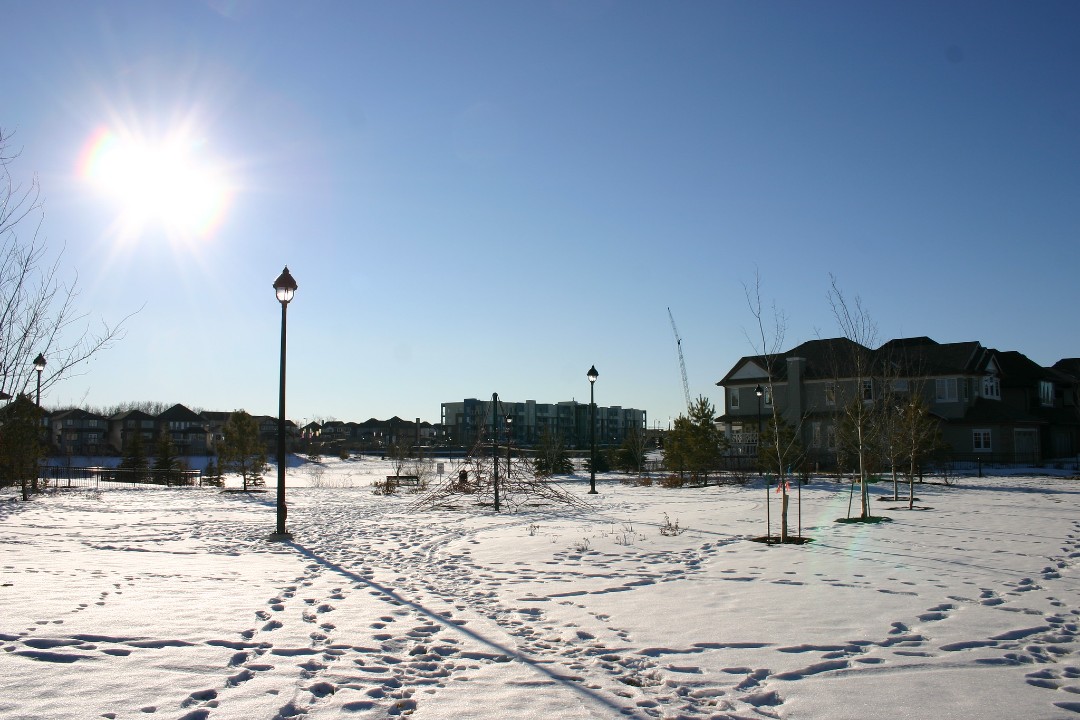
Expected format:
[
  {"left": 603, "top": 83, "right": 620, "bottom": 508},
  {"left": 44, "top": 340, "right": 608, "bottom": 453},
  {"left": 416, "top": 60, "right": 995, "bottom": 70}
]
[
  {"left": 587, "top": 365, "right": 598, "bottom": 383},
  {"left": 273, "top": 266, "right": 298, "bottom": 305},
  {"left": 33, "top": 353, "right": 46, "bottom": 373}
]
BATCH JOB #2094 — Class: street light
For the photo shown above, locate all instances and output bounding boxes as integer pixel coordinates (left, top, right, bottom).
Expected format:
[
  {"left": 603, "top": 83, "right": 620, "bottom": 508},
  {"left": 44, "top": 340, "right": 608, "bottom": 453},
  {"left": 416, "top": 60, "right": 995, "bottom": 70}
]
[
  {"left": 587, "top": 365, "right": 598, "bottom": 494},
  {"left": 505, "top": 415, "right": 513, "bottom": 479},
  {"left": 755, "top": 384, "right": 764, "bottom": 435},
  {"left": 271, "top": 266, "right": 297, "bottom": 540},
  {"left": 33, "top": 353, "right": 46, "bottom": 408}
]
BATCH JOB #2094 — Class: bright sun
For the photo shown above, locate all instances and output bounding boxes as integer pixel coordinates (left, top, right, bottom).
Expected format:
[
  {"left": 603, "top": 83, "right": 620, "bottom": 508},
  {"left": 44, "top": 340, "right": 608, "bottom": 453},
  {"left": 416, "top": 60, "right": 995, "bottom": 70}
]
[{"left": 80, "top": 125, "right": 234, "bottom": 242}]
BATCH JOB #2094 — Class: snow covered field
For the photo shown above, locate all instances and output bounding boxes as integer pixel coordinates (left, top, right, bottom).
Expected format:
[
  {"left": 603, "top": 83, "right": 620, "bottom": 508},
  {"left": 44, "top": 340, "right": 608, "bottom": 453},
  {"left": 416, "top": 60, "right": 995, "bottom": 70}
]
[{"left": 2, "top": 458, "right": 1078, "bottom": 720}]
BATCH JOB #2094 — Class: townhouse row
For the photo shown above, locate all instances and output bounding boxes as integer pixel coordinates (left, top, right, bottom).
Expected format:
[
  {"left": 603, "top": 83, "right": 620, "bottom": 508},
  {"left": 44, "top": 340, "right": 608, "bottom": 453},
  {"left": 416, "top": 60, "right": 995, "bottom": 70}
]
[
  {"left": 46, "top": 405, "right": 436, "bottom": 457},
  {"left": 716, "top": 336, "right": 1080, "bottom": 465}
]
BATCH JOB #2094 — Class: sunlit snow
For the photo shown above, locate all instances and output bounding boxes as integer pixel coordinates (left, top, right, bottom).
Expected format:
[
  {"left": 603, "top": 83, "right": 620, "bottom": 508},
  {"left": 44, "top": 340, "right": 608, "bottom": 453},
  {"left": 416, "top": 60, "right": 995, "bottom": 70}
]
[{"left": 2, "top": 458, "right": 1077, "bottom": 719}]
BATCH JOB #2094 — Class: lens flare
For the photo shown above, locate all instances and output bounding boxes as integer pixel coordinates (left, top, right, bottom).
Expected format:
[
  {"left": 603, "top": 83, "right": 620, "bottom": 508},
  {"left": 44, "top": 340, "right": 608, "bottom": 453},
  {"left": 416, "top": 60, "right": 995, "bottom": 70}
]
[{"left": 79, "top": 124, "right": 234, "bottom": 242}]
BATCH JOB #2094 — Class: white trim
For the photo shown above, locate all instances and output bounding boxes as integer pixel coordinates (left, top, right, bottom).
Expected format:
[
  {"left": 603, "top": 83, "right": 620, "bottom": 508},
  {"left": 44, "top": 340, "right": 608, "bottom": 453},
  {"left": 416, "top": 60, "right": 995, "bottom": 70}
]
[{"left": 731, "top": 361, "right": 770, "bottom": 381}]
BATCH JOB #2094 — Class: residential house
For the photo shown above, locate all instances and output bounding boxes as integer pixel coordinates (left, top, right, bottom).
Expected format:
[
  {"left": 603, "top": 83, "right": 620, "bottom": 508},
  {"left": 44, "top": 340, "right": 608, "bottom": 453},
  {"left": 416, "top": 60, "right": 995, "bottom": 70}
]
[
  {"left": 199, "top": 411, "right": 233, "bottom": 450},
  {"left": 108, "top": 409, "right": 156, "bottom": 454},
  {"left": 320, "top": 420, "right": 348, "bottom": 442},
  {"left": 716, "top": 336, "right": 1079, "bottom": 467},
  {"left": 155, "top": 404, "right": 211, "bottom": 456},
  {"left": 254, "top": 415, "right": 299, "bottom": 448},
  {"left": 50, "top": 408, "right": 109, "bottom": 456}
]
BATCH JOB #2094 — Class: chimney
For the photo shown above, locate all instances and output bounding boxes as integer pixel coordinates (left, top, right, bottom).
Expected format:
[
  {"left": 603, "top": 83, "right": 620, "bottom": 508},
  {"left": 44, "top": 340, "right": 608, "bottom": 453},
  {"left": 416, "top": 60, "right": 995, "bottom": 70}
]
[{"left": 786, "top": 357, "right": 805, "bottom": 423}]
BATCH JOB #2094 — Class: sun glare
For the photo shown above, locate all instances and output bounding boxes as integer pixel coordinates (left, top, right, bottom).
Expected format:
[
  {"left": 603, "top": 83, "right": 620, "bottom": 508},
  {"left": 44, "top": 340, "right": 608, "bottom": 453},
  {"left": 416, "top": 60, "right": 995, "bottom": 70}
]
[{"left": 80, "top": 125, "right": 234, "bottom": 242}]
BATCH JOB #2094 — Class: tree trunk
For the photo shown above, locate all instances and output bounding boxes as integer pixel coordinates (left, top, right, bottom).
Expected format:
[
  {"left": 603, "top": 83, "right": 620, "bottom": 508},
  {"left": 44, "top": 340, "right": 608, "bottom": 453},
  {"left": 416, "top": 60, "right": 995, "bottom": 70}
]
[
  {"left": 780, "top": 487, "right": 789, "bottom": 542},
  {"left": 908, "top": 458, "right": 916, "bottom": 510},
  {"left": 765, "top": 474, "right": 771, "bottom": 541}
]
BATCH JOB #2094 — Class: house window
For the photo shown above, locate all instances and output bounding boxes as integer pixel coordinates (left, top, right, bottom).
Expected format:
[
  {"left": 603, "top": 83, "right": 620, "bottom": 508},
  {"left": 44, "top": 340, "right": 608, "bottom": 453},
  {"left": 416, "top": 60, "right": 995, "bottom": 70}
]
[
  {"left": 936, "top": 378, "right": 958, "bottom": 403},
  {"left": 973, "top": 429, "right": 992, "bottom": 452},
  {"left": 763, "top": 386, "right": 773, "bottom": 407},
  {"left": 983, "top": 375, "right": 1000, "bottom": 400},
  {"left": 825, "top": 383, "right": 836, "bottom": 406},
  {"left": 1039, "top": 381, "right": 1053, "bottom": 407},
  {"left": 812, "top": 422, "right": 822, "bottom": 448},
  {"left": 729, "top": 389, "right": 740, "bottom": 410},
  {"left": 862, "top": 380, "right": 874, "bottom": 401},
  {"left": 826, "top": 425, "right": 836, "bottom": 450}
]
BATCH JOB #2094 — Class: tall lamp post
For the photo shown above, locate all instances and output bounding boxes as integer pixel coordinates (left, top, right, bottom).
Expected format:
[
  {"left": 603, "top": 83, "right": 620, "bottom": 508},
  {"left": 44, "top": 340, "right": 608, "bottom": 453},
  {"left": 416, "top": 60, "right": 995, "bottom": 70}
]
[
  {"left": 754, "top": 384, "right": 763, "bottom": 434},
  {"left": 505, "top": 415, "right": 513, "bottom": 474},
  {"left": 491, "top": 392, "right": 500, "bottom": 513},
  {"left": 756, "top": 383, "right": 769, "bottom": 542},
  {"left": 587, "top": 365, "right": 598, "bottom": 494},
  {"left": 33, "top": 353, "right": 46, "bottom": 407},
  {"left": 272, "top": 267, "right": 297, "bottom": 540}
]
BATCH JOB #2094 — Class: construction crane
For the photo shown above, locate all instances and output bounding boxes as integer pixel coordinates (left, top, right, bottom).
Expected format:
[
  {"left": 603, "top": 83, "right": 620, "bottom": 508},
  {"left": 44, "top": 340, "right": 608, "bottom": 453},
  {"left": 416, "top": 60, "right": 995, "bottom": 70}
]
[{"left": 667, "top": 307, "right": 692, "bottom": 412}]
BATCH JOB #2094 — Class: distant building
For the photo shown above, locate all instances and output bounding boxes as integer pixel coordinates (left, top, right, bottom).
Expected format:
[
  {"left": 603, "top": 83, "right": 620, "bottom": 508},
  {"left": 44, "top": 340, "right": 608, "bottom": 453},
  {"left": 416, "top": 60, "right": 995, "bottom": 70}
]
[
  {"left": 155, "top": 404, "right": 212, "bottom": 456},
  {"left": 441, "top": 398, "right": 647, "bottom": 449},
  {"left": 50, "top": 408, "right": 109, "bottom": 456},
  {"left": 108, "top": 409, "right": 156, "bottom": 454}
]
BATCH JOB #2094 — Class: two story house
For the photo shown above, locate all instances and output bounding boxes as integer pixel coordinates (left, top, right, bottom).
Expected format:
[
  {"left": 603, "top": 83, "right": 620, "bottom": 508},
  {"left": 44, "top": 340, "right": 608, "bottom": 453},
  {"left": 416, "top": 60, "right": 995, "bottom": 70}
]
[
  {"left": 716, "top": 336, "right": 1078, "bottom": 466},
  {"left": 108, "top": 409, "right": 156, "bottom": 454},
  {"left": 155, "top": 404, "right": 211, "bottom": 455},
  {"left": 50, "top": 408, "right": 109, "bottom": 456}
]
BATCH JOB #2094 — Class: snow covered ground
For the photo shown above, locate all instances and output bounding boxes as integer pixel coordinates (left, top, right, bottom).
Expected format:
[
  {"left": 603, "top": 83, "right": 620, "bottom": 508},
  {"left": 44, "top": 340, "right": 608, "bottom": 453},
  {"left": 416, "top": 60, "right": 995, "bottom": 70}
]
[{"left": 1, "top": 457, "right": 1078, "bottom": 720}]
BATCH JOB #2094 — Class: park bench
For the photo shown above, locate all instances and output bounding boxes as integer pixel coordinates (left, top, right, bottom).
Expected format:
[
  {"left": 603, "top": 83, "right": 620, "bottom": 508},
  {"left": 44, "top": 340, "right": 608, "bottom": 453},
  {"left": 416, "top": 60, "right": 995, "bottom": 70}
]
[{"left": 386, "top": 475, "right": 420, "bottom": 490}]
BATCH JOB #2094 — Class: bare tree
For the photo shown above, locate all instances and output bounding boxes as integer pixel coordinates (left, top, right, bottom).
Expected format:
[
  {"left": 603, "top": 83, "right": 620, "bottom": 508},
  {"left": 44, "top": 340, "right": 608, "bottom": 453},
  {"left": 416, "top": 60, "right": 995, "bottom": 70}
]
[
  {"left": 744, "top": 269, "right": 803, "bottom": 542},
  {"left": 895, "top": 391, "right": 944, "bottom": 509},
  {"left": 0, "top": 129, "right": 130, "bottom": 402},
  {"left": 615, "top": 422, "right": 651, "bottom": 475},
  {"left": 827, "top": 275, "right": 880, "bottom": 520}
]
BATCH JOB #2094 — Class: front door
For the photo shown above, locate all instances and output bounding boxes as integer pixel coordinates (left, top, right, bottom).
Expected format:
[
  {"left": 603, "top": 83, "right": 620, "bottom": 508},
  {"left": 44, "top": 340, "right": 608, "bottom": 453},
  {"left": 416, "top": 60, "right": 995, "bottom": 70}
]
[{"left": 1014, "top": 428, "right": 1038, "bottom": 464}]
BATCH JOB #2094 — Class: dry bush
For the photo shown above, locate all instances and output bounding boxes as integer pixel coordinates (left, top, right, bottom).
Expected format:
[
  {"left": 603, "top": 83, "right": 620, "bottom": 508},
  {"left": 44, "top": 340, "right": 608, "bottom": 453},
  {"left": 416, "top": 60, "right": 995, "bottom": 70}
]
[
  {"left": 371, "top": 478, "right": 396, "bottom": 496},
  {"left": 659, "top": 513, "right": 684, "bottom": 536},
  {"left": 660, "top": 474, "right": 685, "bottom": 489}
]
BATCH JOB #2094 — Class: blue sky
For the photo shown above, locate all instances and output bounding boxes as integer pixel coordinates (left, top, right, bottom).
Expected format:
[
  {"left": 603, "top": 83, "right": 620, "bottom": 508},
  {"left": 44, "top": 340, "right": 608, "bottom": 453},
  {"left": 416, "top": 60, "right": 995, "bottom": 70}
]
[{"left": 3, "top": 0, "right": 1077, "bottom": 427}]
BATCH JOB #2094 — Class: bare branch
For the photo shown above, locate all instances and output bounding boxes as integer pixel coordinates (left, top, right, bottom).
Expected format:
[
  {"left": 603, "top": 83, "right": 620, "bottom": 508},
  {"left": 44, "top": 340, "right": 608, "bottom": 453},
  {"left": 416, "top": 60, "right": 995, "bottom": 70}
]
[{"left": 0, "top": 128, "right": 134, "bottom": 403}]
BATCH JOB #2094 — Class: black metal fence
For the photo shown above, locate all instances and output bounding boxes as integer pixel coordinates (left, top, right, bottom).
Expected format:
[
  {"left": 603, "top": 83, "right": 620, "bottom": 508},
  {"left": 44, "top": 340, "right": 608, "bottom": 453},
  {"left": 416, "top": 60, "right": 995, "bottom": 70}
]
[
  {"left": 645, "top": 451, "right": 1079, "bottom": 479},
  {"left": 39, "top": 466, "right": 203, "bottom": 489}
]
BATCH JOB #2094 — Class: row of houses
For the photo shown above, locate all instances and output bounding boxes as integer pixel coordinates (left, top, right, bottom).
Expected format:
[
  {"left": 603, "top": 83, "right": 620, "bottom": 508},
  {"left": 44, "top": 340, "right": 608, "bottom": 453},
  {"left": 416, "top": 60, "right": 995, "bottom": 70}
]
[
  {"left": 716, "top": 336, "right": 1080, "bottom": 465},
  {"left": 44, "top": 405, "right": 436, "bottom": 457},
  {"left": 300, "top": 417, "right": 439, "bottom": 447},
  {"left": 39, "top": 397, "right": 650, "bottom": 458}
]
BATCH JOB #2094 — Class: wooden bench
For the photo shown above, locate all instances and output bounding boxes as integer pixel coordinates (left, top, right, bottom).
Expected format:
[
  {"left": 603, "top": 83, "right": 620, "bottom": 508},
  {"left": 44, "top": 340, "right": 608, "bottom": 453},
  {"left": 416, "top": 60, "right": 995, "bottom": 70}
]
[{"left": 386, "top": 475, "right": 420, "bottom": 489}]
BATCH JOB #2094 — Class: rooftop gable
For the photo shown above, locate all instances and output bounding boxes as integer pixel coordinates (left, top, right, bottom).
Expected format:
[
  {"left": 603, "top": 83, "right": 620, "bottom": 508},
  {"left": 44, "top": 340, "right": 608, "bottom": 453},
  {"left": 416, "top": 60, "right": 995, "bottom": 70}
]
[{"left": 157, "top": 404, "right": 204, "bottom": 423}]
